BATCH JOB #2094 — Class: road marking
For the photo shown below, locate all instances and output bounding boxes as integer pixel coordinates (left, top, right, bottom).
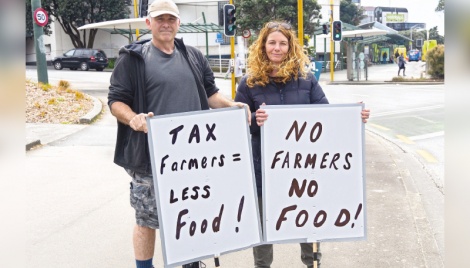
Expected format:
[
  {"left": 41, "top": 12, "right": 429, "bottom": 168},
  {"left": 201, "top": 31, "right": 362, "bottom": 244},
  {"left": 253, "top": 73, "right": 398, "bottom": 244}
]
[
  {"left": 371, "top": 105, "right": 444, "bottom": 118},
  {"left": 396, "top": 134, "right": 414, "bottom": 144},
  {"left": 413, "top": 116, "right": 436, "bottom": 124},
  {"left": 416, "top": 149, "right": 438, "bottom": 163},
  {"left": 369, "top": 123, "right": 390, "bottom": 131},
  {"left": 409, "top": 131, "right": 444, "bottom": 141}
]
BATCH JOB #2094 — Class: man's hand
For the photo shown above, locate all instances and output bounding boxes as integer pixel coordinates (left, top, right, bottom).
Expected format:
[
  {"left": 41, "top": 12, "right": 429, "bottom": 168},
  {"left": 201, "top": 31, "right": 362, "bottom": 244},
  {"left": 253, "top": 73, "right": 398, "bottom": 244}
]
[
  {"left": 129, "top": 112, "right": 154, "bottom": 133},
  {"left": 233, "top": 102, "right": 252, "bottom": 126},
  {"left": 357, "top": 101, "right": 370, "bottom": 123},
  {"left": 361, "top": 109, "right": 370, "bottom": 123}
]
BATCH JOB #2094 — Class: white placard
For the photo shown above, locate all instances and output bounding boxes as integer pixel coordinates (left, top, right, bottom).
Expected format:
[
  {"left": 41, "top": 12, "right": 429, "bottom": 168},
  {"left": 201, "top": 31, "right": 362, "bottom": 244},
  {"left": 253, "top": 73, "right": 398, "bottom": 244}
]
[
  {"left": 147, "top": 107, "right": 262, "bottom": 267},
  {"left": 261, "top": 104, "right": 366, "bottom": 243}
]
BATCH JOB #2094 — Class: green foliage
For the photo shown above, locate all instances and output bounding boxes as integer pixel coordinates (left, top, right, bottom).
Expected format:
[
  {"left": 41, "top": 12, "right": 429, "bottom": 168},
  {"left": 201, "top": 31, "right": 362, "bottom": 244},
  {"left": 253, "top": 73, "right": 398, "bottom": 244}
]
[
  {"left": 435, "top": 0, "right": 444, "bottom": 12},
  {"left": 340, "top": 0, "right": 366, "bottom": 26},
  {"left": 42, "top": 0, "right": 131, "bottom": 48},
  {"left": 107, "top": 58, "right": 116, "bottom": 69},
  {"left": 427, "top": 44, "right": 444, "bottom": 79},
  {"left": 26, "top": 0, "right": 52, "bottom": 37},
  {"left": 306, "top": 46, "right": 316, "bottom": 58},
  {"left": 429, "top": 26, "right": 445, "bottom": 44},
  {"left": 234, "top": 0, "right": 322, "bottom": 35}
]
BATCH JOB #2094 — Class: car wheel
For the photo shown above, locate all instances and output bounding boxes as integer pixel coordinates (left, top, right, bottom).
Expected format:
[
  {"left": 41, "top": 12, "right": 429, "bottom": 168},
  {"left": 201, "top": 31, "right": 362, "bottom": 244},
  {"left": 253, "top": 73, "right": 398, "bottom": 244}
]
[
  {"left": 53, "top": 61, "right": 63, "bottom": 70},
  {"left": 80, "top": 62, "right": 89, "bottom": 71},
  {"left": 96, "top": 68, "right": 104, "bottom": 71}
]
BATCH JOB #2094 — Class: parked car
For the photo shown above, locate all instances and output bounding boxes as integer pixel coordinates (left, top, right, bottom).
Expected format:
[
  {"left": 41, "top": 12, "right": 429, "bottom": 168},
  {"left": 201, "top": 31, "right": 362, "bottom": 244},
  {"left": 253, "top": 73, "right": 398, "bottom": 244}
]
[{"left": 53, "top": 48, "right": 108, "bottom": 71}]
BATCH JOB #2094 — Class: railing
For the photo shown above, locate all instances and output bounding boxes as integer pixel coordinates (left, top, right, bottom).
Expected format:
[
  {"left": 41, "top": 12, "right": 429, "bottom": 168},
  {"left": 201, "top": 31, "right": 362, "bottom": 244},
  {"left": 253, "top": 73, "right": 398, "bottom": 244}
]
[
  {"left": 208, "top": 58, "right": 231, "bottom": 74},
  {"left": 208, "top": 58, "right": 344, "bottom": 73},
  {"left": 322, "top": 60, "right": 343, "bottom": 72}
]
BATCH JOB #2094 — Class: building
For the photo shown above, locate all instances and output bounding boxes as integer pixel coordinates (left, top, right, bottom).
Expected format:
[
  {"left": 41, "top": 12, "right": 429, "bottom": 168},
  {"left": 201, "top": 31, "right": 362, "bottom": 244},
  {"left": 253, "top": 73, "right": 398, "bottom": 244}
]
[{"left": 26, "top": 0, "right": 236, "bottom": 65}]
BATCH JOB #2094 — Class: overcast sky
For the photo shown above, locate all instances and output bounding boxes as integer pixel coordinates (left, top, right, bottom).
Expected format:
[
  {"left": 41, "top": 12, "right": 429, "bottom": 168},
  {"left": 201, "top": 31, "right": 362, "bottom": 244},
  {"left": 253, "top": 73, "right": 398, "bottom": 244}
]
[{"left": 360, "top": 0, "right": 445, "bottom": 34}]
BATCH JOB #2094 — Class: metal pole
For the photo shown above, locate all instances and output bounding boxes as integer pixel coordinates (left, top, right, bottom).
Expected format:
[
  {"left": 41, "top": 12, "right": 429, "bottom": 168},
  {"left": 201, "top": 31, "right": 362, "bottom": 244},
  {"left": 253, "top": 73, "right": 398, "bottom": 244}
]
[
  {"left": 329, "top": 0, "right": 334, "bottom": 82},
  {"left": 298, "top": 0, "right": 304, "bottom": 47},
  {"left": 31, "top": 0, "right": 48, "bottom": 84},
  {"left": 203, "top": 12, "right": 209, "bottom": 58},
  {"left": 134, "top": 0, "right": 140, "bottom": 40},
  {"left": 230, "top": 0, "right": 235, "bottom": 99},
  {"left": 219, "top": 43, "right": 222, "bottom": 74}
]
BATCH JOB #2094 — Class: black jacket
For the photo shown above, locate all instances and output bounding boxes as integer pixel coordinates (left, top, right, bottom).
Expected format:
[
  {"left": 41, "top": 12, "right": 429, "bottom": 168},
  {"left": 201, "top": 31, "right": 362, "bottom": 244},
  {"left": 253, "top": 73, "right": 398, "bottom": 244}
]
[
  {"left": 108, "top": 38, "right": 218, "bottom": 173},
  {"left": 234, "top": 73, "right": 329, "bottom": 196}
]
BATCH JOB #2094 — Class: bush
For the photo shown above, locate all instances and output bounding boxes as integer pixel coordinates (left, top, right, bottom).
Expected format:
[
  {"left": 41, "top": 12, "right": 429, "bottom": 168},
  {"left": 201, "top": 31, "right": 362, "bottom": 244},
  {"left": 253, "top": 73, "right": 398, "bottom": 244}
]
[
  {"left": 107, "top": 58, "right": 116, "bottom": 69},
  {"left": 427, "top": 45, "right": 444, "bottom": 79}
]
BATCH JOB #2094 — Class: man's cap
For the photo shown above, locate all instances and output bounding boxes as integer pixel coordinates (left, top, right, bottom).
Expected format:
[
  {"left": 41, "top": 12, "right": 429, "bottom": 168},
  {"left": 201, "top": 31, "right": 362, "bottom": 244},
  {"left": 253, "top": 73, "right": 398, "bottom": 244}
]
[{"left": 148, "top": 0, "right": 179, "bottom": 18}]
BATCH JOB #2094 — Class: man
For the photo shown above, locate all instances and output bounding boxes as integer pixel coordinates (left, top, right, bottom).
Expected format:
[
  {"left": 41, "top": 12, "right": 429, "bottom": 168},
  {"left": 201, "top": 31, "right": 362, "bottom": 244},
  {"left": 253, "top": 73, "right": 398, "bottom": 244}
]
[
  {"left": 225, "top": 53, "right": 245, "bottom": 86},
  {"left": 107, "top": 1, "right": 249, "bottom": 267}
]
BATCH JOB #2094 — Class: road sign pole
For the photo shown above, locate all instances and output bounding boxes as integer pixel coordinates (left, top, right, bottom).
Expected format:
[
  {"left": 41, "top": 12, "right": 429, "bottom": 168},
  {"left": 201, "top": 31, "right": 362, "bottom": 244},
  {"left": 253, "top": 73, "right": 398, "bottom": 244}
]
[{"left": 31, "top": 0, "right": 48, "bottom": 84}]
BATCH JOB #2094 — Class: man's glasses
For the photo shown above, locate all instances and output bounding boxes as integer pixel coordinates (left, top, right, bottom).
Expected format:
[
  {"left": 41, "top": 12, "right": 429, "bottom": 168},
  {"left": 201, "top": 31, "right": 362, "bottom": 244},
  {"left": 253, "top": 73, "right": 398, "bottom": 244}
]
[{"left": 266, "top": 22, "right": 292, "bottom": 30}]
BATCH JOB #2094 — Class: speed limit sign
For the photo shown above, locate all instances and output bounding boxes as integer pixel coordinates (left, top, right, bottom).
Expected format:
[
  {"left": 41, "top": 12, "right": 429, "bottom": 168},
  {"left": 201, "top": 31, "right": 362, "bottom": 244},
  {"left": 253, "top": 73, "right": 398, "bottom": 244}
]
[{"left": 33, "top": 8, "right": 49, "bottom": 27}]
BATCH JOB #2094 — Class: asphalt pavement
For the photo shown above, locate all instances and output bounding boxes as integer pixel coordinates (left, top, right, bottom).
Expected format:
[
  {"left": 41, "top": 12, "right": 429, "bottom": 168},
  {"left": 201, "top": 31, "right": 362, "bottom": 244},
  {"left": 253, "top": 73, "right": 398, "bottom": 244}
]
[{"left": 25, "top": 62, "right": 444, "bottom": 267}]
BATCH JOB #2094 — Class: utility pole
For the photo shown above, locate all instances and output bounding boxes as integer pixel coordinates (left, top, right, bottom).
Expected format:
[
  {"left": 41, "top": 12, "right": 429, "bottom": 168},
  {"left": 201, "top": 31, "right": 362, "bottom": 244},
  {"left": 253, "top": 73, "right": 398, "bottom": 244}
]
[{"left": 31, "top": 0, "right": 48, "bottom": 84}]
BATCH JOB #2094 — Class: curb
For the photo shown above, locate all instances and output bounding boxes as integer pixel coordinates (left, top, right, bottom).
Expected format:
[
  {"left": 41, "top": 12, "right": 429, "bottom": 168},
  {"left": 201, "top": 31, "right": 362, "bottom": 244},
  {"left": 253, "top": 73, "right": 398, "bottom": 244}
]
[
  {"left": 26, "top": 95, "right": 103, "bottom": 151},
  {"left": 79, "top": 96, "right": 103, "bottom": 124}
]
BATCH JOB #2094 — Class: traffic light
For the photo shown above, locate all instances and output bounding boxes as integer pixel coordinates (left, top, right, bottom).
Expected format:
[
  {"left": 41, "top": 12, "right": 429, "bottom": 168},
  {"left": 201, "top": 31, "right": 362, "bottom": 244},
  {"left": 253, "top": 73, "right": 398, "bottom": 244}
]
[
  {"left": 223, "top": 4, "right": 236, "bottom": 37},
  {"left": 332, "top": 20, "right": 342, "bottom": 41},
  {"left": 322, "top": 24, "right": 329, "bottom": 35}
]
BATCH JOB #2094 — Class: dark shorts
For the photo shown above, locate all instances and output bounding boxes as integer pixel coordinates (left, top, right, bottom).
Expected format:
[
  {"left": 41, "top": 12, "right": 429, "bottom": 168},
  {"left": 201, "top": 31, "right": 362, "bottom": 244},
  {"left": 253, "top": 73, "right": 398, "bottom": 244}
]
[{"left": 126, "top": 169, "right": 159, "bottom": 229}]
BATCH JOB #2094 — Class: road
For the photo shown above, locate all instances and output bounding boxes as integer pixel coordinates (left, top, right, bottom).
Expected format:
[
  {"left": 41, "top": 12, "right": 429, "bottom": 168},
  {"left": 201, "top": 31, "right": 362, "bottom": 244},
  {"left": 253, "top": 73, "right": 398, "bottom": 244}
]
[
  {"left": 26, "top": 66, "right": 444, "bottom": 187},
  {"left": 25, "top": 66, "right": 444, "bottom": 267},
  {"left": 322, "top": 83, "right": 444, "bottom": 188}
]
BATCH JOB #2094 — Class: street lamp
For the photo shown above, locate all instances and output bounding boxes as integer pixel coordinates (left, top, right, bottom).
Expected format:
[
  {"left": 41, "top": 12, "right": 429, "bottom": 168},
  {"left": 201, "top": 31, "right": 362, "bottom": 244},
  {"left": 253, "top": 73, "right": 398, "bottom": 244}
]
[{"left": 409, "top": 25, "right": 422, "bottom": 50}]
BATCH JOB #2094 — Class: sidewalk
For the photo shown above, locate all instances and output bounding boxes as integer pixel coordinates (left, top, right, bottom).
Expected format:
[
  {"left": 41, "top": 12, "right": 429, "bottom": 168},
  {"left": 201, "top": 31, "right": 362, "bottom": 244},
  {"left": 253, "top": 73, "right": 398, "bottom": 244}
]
[
  {"left": 214, "top": 61, "right": 442, "bottom": 86},
  {"left": 25, "top": 64, "right": 443, "bottom": 267}
]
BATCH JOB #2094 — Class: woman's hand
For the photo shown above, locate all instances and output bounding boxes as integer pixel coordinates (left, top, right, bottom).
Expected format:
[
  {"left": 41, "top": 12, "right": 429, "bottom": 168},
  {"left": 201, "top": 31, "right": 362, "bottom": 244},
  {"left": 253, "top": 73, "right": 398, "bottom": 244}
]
[
  {"left": 361, "top": 109, "right": 370, "bottom": 123},
  {"left": 255, "top": 103, "right": 269, "bottom": 126}
]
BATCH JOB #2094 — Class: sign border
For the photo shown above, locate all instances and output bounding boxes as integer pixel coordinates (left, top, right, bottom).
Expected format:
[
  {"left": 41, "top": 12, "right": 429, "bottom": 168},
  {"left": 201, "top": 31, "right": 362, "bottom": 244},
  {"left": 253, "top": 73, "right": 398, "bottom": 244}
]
[
  {"left": 147, "top": 106, "right": 263, "bottom": 267},
  {"left": 260, "top": 103, "right": 367, "bottom": 244},
  {"left": 33, "top": 8, "right": 49, "bottom": 27}
]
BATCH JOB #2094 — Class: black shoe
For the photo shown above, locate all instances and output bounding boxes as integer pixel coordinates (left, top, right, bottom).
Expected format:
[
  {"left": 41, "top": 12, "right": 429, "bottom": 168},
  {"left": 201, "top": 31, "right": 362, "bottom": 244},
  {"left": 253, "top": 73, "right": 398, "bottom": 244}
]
[{"left": 182, "top": 261, "right": 206, "bottom": 268}]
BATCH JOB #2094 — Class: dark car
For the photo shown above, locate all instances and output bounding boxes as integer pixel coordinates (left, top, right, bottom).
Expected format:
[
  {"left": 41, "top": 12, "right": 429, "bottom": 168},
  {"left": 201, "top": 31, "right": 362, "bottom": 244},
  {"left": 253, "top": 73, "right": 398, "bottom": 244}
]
[{"left": 53, "top": 48, "right": 108, "bottom": 71}]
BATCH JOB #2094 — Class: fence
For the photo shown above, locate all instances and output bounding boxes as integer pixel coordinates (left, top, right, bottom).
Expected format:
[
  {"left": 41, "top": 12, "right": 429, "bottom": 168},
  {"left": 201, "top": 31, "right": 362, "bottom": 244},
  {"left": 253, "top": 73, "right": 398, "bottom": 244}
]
[{"left": 208, "top": 58, "right": 344, "bottom": 74}]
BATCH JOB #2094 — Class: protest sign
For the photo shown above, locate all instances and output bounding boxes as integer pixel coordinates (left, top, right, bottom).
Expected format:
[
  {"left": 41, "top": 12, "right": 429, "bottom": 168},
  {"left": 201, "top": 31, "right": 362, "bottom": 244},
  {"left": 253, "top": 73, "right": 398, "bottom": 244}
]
[
  {"left": 147, "top": 107, "right": 262, "bottom": 267},
  {"left": 261, "top": 104, "right": 366, "bottom": 243}
]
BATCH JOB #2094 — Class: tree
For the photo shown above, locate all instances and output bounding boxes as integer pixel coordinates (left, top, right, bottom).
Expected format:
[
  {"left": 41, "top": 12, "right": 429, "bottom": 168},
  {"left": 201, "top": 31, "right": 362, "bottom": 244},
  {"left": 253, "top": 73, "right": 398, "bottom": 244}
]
[
  {"left": 234, "top": 0, "right": 322, "bottom": 36},
  {"left": 429, "top": 26, "right": 444, "bottom": 44},
  {"left": 435, "top": 0, "right": 444, "bottom": 12},
  {"left": 26, "top": 0, "right": 52, "bottom": 37},
  {"left": 340, "top": 0, "right": 366, "bottom": 26},
  {"left": 42, "top": 0, "right": 131, "bottom": 48}
]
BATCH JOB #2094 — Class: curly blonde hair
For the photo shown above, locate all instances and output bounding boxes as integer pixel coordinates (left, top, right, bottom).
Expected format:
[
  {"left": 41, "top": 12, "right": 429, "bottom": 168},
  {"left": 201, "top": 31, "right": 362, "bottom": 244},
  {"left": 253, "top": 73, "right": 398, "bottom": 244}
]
[{"left": 246, "top": 21, "right": 310, "bottom": 87}]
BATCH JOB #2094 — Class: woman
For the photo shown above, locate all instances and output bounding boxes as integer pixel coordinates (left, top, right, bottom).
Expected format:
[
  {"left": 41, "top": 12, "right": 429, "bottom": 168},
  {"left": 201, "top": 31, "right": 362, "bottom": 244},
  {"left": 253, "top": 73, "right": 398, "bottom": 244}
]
[
  {"left": 234, "top": 21, "right": 370, "bottom": 268},
  {"left": 398, "top": 53, "right": 406, "bottom": 76}
]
